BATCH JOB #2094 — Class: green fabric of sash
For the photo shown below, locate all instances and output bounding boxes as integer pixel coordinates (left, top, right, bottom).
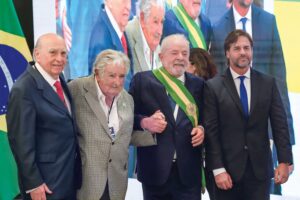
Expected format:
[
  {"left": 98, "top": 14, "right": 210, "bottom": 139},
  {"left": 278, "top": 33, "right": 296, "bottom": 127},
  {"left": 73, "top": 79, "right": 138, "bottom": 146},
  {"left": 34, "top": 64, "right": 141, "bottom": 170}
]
[
  {"left": 173, "top": 3, "right": 207, "bottom": 50},
  {"left": 153, "top": 67, "right": 198, "bottom": 127}
]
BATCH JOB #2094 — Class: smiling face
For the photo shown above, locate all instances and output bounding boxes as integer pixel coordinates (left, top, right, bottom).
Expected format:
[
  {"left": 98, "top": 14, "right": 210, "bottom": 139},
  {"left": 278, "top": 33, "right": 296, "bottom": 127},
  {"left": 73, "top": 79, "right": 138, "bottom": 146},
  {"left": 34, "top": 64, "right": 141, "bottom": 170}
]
[
  {"left": 226, "top": 35, "right": 252, "bottom": 74},
  {"left": 180, "top": 0, "right": 202, "bottom": 20},
  {"left": 160, "top": 35, "right": 190, "bottom": 78},
  {"left": 106, "top": 0, "right": 131, "bottom": 31},
  {"left": 34, "top": 34, "right": 67, "bottom": 79},
  {"left": 140, "top": 3, "right": 164, "bottom": 51}
]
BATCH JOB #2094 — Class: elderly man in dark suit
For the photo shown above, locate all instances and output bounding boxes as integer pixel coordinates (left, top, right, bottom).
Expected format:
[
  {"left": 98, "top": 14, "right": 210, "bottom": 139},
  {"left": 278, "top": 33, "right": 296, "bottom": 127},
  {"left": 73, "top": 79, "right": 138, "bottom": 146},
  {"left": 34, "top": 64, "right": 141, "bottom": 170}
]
[
  {"left": 89, "top": 0, "right": 133, "bottom": 89},
  {"left": 204, "top": 30, "right": 293, "bottom": 200},
  {"left": 6, "top": 33, "right": 81, "bottom": 200},
  {"left": 129, "top": 34, "right": 205, "bottom": 200}
]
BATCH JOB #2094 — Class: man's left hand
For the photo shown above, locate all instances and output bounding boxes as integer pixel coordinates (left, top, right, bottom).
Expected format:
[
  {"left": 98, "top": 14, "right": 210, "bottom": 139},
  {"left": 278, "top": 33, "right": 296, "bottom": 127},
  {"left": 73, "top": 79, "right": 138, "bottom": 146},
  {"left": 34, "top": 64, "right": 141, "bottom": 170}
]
[{"left": 191, "top": 126, "right": 204, "bottom": 147}]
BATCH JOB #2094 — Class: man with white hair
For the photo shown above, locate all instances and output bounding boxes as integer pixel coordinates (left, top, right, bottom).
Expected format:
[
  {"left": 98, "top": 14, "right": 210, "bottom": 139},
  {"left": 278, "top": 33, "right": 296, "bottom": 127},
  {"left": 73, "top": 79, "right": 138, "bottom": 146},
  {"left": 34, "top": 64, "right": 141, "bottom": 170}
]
[
  {"left": 89, "top": 0, "right": 133, "bottom": 89},
  {"left": 126, "top": 0, "right": 165, "bottom": 73},
  {"left": 129, "top": 34, "right": 205, "bottom": 200}
]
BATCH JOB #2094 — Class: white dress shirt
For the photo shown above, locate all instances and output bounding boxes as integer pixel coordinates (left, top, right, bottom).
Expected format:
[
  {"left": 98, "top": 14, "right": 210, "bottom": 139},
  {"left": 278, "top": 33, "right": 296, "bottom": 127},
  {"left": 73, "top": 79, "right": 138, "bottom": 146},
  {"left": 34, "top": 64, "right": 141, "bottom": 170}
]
[
  {"left": 233, "top": 4, "right": 253, "bottom": 37},
  {"left": 95, "top": 78, "right": 120, "bottom": 138}
]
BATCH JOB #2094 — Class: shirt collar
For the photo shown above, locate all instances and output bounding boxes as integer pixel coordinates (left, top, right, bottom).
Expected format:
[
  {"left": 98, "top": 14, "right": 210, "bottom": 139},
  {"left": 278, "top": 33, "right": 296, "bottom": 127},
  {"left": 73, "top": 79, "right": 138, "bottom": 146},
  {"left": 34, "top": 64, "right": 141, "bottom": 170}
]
[
  {"left": 35, "top": 62, "right": 59, "bottom": 86},
  {"left": 177, "top": 73, "right": 185, "bottom": 83},
  {"left": 105, "top": 5, "right": 123, "bottom": 39},
  {"left": 233, "top": 4, "right": 252, "bottom": 24},
  {"left": 230, "top": 67, "right": 251, "bottom": 80}
]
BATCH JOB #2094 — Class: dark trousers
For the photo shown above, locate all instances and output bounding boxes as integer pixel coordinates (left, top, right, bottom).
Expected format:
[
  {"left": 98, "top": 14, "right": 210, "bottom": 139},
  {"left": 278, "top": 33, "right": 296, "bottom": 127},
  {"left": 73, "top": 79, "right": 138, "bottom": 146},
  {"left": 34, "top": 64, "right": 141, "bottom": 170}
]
[
  {"left": 142, "top": 162, "right": 201, "bottom": 200},
  {"left": 214, "top": 162, "right": 271, "bottom": 200},
  {"left": 100, "top": 183, "right": 110, "bottom": 200}
]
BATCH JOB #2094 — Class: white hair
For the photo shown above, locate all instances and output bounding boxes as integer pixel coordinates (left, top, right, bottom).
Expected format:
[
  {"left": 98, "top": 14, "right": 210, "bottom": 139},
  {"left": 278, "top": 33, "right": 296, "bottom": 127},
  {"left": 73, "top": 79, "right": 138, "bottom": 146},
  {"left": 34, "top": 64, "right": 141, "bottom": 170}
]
[{"left": 136, "top": 0, "right": 165, "bottom": 21}]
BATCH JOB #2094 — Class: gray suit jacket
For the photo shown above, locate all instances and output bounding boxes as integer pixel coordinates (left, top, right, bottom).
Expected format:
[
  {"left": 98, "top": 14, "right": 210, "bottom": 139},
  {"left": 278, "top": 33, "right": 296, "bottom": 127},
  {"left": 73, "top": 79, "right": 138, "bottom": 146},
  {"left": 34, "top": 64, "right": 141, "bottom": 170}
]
[
  {"left": 68, "top": 75, "right": 155, "bottom": 200},
  {"left": 126, "top": 17, "right": 161, "bottom": 74}
]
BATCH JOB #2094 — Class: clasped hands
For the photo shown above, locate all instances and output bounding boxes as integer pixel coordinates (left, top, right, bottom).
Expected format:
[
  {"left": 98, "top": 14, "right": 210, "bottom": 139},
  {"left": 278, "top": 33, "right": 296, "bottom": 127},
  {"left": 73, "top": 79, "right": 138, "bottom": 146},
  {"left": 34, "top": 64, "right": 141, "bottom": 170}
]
[{"left": 140, "top": 110, "right": 204, "bottom": 147}]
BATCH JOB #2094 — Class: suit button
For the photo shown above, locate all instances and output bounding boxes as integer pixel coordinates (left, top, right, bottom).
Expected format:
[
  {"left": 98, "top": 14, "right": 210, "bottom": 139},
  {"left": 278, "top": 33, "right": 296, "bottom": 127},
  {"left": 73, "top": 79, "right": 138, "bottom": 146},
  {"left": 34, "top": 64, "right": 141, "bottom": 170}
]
[
  {"left": 109, "top": 159, "right": 112, "bottom": 162},
  {"left": 244, "top": 145, "right": 248, "bottom": 150}
]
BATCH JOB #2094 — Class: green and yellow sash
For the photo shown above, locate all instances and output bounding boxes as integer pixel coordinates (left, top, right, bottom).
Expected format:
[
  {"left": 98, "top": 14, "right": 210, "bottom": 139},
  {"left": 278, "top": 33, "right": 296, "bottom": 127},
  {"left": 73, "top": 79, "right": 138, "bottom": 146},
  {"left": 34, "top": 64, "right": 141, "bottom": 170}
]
[
  {"left": 173, "top": 3, "right": 207, "bottom": 50},
  {"left": 153, "top": 67, "right": 207, "bottom": 193},
  {"left": 153, "top": 67, "right": 198, "bottom": 127}
]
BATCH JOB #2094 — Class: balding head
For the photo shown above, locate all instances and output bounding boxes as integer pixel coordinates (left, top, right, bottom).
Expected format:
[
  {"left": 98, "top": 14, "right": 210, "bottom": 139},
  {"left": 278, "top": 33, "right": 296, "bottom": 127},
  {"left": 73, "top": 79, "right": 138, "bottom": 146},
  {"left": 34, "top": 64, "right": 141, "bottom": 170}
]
[{"left": 34, "top": 33, "right": 67, "bottom": 79}]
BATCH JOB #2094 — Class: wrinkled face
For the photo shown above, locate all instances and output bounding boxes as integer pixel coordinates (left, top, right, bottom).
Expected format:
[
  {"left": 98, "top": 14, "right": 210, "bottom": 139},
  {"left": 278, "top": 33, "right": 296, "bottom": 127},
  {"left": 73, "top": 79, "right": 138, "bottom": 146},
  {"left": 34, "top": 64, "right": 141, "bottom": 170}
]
[
  {"left": 106, "top": 0, "right": 131, "bottom": 31},
  {"left": 140, "top": 4, "right": 164, "bottom": 51},
  {"left": 96, "top": 63, "right": 126, "bottom": 99},
  {"left": 160, "top": 40, "right": 189, "bottom": 78},
  {"left": 34, "top": 36, "right": 67, "bottom": 79},
  {"left": 180, "top": 0, "right": 201, "bottom": 20},
  {"left": 226, "top": 36, "right": 252, "bottom": 72}
]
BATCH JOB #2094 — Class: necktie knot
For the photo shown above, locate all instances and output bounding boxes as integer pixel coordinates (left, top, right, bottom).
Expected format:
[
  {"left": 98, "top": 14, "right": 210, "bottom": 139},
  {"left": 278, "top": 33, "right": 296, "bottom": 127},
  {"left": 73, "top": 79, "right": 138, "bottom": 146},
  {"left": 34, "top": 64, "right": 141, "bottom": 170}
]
[
  {"left": 239, "top": 75, "right": 246, "bottom": 82},
  {"left": 240, "top": 17, "right": 247, "bottom": 31}
]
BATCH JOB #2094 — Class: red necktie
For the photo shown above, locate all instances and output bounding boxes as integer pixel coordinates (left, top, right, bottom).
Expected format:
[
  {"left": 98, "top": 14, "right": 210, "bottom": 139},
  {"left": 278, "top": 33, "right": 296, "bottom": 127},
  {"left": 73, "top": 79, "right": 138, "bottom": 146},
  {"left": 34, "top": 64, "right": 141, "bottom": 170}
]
[
  {"left": 54, "top": 81, "right": 66, "bottom": 106},
  {"left": 121, "top": 34, "right": 128, "bottom": 55}
]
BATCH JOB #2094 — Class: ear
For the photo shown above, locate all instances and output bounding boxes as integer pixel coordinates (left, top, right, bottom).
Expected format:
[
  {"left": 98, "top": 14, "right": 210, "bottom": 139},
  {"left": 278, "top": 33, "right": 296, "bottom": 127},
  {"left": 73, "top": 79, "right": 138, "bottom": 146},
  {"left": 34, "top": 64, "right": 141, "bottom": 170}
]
[
  {"left": 158, "top": 52, "right": 163, "bottom": 61},
  {"left": 140, "top": 12, "right": 146, "bottom": 27},
  {"left": 225, "top": 50, "right": 229, "bottom": 59}
]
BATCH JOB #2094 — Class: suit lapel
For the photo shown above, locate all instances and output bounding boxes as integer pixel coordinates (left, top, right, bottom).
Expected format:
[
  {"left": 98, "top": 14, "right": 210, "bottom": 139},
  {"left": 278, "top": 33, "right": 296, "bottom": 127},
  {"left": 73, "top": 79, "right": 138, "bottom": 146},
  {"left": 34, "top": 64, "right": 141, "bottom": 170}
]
[
  {"left": 28, "top": 65, "right": 70, "bottom": 116},
  {"left": 223, "top": 69, "right": 245, "bottom": 117},
  {"left": 114, "top": 91, "right": 129, "bottom": 140},
  {"left": 83, "top": 76, "right": 111, "bottom": 135},
  {"left": 132, "top": 19, "right": 149, "bottom": 72},
  {"left": 251, "top": 5, "right": 261, "bottom": 46},
  {"left": 102, "top": 9, "right": 123, "bottom": 51},
  {"left": 151, "top": 75, "right": 176, "bottom": 126},
  {"left": 249, "top": 69, "right": 259, "bottom": 117}
]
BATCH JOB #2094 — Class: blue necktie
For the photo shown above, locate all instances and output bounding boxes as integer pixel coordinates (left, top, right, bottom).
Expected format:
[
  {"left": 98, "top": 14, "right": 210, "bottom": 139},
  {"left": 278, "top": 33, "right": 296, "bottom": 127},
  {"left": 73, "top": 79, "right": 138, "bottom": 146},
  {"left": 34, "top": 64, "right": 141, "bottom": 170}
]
[
  {"left": 240, "top": 17, "right": 247, "bottom": 32},
  {"left": 239, "top": 76, "right": 248, "bottom": 118}
]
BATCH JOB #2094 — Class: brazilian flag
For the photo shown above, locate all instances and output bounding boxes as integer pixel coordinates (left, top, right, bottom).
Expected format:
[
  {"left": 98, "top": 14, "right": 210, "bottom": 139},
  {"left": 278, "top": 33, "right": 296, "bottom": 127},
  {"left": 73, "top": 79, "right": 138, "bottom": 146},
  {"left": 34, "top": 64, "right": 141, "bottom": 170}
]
[{"left": 0, "top": 0, "right": 32, "bottom": 199}]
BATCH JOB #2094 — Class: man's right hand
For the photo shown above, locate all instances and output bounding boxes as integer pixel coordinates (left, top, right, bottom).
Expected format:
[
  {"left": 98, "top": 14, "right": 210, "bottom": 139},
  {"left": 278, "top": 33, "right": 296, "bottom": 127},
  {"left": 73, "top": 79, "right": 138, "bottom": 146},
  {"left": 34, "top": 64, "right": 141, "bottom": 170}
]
[
  {"left": 30, "top": 183, "right": 52, "bottom": 200},
  {"left": 140, "top": 110, "right": 167, "bottom": 133},
  {"left": 214, "top": 172, "right": 233, "bottom": 190}
]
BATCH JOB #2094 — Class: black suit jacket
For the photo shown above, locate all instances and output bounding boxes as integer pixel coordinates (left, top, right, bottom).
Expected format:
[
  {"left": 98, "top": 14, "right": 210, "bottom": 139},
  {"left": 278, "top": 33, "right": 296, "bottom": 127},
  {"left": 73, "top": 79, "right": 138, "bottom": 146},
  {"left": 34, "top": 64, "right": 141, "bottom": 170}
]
[
  {"left": 203, "top": 68, "right": 293, "bottom": 182},
  {"left": 6, "top": 64, "right": 81, "bottom": 199},
  {"left": 209, "top": 5, "right": 295, "bottom": 144},
  {"left": 129, "top": 71, "right": 204, "bottom": 187}
]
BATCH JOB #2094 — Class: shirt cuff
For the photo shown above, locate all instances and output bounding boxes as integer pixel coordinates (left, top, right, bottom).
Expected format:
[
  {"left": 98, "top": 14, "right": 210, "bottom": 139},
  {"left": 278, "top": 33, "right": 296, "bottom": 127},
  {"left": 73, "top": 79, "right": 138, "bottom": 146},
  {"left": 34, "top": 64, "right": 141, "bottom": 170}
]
[{"left": 213, "top": 168, "right": 226, "bottom": 176}]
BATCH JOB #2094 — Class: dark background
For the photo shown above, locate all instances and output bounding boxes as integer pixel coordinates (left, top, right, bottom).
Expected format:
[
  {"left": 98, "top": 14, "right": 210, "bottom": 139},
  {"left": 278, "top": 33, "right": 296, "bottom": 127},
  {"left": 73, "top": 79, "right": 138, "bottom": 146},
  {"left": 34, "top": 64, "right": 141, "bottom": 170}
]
[{"left": 13, "top": 0, "right": 34, "bottom": 53}]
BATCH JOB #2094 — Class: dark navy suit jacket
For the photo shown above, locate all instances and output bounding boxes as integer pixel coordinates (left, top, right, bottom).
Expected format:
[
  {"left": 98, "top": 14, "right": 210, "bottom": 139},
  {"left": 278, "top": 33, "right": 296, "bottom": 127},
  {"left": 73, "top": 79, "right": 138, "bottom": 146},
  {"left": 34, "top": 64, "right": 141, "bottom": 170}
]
[
  {"left": 162, "top": 9, "right": 212, "bottom": 48},
  {"left": 129, "top": 71, "right": 204, "bottom": 187},
  {"left": 209, "top": 5, "right": 295, "bottom": 145},
  {"left": 204, "top": 68, "right": 293, "bottom": 182},
  {"left": 7, "top": 64, "right": 81, "bottom": 199},
  {"left": 88, "top": 4, "right": 133, "bottom": 89}
]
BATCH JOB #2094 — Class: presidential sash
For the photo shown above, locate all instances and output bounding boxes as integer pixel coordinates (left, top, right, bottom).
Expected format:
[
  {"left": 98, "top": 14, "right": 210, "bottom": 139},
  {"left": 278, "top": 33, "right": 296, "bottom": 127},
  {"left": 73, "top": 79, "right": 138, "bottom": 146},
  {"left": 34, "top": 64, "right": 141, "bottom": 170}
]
[
  {"left": 153, "top": 67, "right": 199, "bottom": 127},
  {"left": 173, "top": 3, "right": 207, "bottom": 50}
]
